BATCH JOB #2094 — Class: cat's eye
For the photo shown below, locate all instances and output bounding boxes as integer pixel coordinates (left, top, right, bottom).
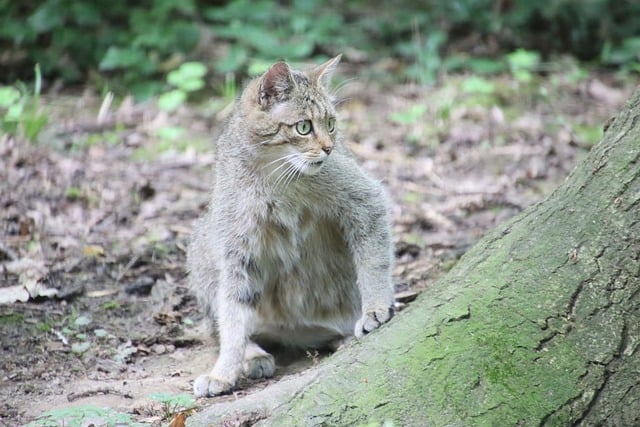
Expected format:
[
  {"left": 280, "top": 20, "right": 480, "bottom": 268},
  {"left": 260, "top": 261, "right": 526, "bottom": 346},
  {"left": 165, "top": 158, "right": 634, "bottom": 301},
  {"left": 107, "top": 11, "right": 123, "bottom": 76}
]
[
  {"left": 295, "top": 120, "right": 313, "bottom": 135},
  {"left": 327, "top": 117, "right": 336, "bottom": 133}
]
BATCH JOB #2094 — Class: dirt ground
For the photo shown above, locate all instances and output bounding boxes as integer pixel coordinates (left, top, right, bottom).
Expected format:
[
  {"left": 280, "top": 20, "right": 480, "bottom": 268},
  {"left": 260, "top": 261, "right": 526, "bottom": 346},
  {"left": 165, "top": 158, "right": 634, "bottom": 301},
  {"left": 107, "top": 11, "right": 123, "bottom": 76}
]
[{"left": 0, "top": 67, "right": 635, "bottom": 426}]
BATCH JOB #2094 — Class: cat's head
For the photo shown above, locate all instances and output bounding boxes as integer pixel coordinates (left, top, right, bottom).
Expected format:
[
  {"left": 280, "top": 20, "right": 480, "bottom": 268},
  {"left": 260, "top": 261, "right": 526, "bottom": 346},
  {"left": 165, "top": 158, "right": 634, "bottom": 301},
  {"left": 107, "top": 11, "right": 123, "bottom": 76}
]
[{"left": 241, "top": 55, "right": 342, "bottom": 179}]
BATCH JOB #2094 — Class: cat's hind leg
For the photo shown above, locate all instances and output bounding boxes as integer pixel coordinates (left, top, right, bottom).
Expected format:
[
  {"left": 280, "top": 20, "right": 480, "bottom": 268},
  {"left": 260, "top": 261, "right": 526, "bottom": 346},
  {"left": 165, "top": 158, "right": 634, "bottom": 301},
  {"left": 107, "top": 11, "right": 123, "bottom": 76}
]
[{"left": 243, "top": 341, "right": 275, "bottom": 379}]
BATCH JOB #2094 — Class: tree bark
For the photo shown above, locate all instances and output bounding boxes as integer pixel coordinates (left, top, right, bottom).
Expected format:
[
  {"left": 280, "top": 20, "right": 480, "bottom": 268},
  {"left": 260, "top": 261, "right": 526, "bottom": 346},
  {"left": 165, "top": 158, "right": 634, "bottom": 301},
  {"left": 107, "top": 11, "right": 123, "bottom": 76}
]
[{"left": 188, "top": 89, "right": 640, "bottom": 427}]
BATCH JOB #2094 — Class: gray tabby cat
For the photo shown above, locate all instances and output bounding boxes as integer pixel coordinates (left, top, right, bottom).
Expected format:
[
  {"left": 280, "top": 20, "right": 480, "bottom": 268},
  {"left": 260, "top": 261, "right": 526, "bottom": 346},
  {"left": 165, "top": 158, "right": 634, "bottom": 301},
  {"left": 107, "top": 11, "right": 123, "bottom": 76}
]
[{"left": 187, "top": 55, "right": 394, "bottom": 397}]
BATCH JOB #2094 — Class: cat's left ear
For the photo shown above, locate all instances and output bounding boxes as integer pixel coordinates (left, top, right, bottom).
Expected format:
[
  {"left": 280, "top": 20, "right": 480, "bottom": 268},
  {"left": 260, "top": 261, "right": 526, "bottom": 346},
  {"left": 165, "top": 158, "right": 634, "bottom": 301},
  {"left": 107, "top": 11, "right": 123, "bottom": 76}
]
[
  {"left": 259, "top": 61, "right": 293, "bottom": 108},
  {"left": 309, "top": 54, "right": 342, "bottom": 88}
]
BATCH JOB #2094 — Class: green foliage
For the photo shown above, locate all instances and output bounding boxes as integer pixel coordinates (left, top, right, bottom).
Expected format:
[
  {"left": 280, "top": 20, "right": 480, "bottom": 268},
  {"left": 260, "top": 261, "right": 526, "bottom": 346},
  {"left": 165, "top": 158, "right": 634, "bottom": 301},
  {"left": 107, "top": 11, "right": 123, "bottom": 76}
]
[
  {"left": 0, "top": 312, "right": 24, "bottom": 326},
  {"left": 26, "top": 404, "right": 143, "bottom": 427},
  {"left": 461, "top": 76, "right": 496, "bottom": 95},
  {"left": 102, "top": 301, "right": 121, "bottom": 310},
  {"left": 205, "top": 0, "right": 343, "bottom": 74},
  {"left": 1, "top": 0, "right": 640, "bottom": 95},
  {"left": 573, "top": 123, "right": 604, "bottom": 148},
  {"left": 0, "top": 64, "right": 48, "bottom": 142},
  {"left": 149, "top": 392, "right": 196, "bottom": 419},
  {"left": 65, "top": 186, "right": 82, "bottom": 200},
  {"left": 389, "top": 105, "right": 427, "bottom": 126},
  {"left": 158, "top": 61, "right": 207, "bottom": 112},
  {"left": 601, "top": 37, "right": 640, "bottom": 72},
  {"left": 1, "top": 0, "right": 201, "bottom": 98},
  {"left": 506, "top": 49, "right": 541, "bottom": 83},
  {"left": 400, "top": 30, "right": 447, "bottom": 85}
]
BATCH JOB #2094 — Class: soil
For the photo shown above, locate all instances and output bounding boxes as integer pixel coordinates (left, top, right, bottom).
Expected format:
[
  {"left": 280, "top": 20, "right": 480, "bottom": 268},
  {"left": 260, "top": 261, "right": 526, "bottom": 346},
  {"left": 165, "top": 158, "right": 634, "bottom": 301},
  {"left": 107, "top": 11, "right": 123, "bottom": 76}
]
[{"left": 0, "top": 69, "right": 635, "bottom": 426}]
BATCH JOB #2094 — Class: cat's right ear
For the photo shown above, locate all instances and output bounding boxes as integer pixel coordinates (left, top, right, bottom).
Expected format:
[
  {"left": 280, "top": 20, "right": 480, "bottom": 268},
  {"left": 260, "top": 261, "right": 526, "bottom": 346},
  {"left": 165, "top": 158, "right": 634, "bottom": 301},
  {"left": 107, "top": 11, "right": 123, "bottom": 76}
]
[
  {"left": 309, "top": 54, "right": 341, "bottom": 89},
  {"left": 258, "top": 62, "right": 292, "bottom": 108}
]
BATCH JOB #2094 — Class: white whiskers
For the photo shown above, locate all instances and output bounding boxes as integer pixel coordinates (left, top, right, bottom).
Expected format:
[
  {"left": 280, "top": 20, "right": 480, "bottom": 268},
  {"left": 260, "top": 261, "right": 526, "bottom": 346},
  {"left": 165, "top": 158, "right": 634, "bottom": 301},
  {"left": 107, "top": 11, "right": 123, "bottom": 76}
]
[
  {"left": 261, "top": 150, "right": 325, "bottom": 191},
  {"left": 263, "top": 152, "right": 302, "bottom": 191},
  {"left": 272, "top": 158, "right": 302, "bottom": 190}
]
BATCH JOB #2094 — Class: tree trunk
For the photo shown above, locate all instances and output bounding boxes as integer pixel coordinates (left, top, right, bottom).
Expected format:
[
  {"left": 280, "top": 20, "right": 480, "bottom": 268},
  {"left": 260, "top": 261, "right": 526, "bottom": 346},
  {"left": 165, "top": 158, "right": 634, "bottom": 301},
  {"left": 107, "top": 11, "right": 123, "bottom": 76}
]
[{"left": 188, "top": 89, "right": 640, "bottom": 427}]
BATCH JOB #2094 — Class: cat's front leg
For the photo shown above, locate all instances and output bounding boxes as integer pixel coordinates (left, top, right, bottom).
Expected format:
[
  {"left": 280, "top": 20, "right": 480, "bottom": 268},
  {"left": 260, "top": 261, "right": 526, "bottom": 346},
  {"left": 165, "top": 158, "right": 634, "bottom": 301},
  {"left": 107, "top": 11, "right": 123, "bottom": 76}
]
[
  {"left": 353, "top": 257, "right": 395, "bottom": 338},
  {"left": 193, "top": 293, "right": 249, "bottom": 397},
  {"left": 193, "top": 261, "right": 259, "bottom": 397},
  {"left": 344, "top": 187, "right": 396, "bottom": 337}
]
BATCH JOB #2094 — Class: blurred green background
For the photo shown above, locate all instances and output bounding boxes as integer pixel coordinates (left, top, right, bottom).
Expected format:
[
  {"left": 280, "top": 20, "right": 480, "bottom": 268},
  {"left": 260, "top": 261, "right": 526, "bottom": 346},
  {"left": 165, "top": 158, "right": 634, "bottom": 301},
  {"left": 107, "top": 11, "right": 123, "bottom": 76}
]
[{"left": 1, "top": 0, "right": 640, "bottom": 99}]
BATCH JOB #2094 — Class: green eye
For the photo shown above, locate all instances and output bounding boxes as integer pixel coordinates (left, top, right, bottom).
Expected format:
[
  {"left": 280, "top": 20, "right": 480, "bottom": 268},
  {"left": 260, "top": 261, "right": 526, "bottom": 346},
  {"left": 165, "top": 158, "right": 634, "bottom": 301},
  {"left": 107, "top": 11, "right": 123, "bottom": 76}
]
[
  {"left": 295, "top": 120, "right": 313, "bottom": 135},
  {"left": 327, "top": 117, "right": 336, "bottom": 133}
]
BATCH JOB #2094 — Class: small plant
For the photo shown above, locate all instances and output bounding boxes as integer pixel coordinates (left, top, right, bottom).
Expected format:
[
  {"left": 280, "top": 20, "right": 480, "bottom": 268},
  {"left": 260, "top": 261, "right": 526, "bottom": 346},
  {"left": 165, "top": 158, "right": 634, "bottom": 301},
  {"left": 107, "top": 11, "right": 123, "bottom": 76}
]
[
  {"left": 149, "top": 392, "right": 196, "bottom": 420},
  {"left": 461, "top": 76, "right": 496, "bottom": 95},
  {"left": 65, "top": 186, "right": 83, "bottom": 200},
  {"left": 149, "top": 61, "right": 207, "bottom": 154},
  {"left": 601, "top": 36, "right": 640, "bottom": 73},
  {"left": 158, "top": 61, "right": 207, "bottom": 112},
  {"left": 0, "top": 64, "right": 48, "bottom": 142},
  {"left": 26, "top": 404, "right": 143, "bottom": 427},
  {"left": 400, "top": 26, "right": 447, "bottom": 85},
  {"left": 220, "top": 72, "right": 238, "bottom": 102},
  {"left": 506, "top": 49, "right": 540, "bottom": 83},
  {"left": 102, "top": 301, "right": 121, "bottom": 310},
  {"left": 389, "top": 104, "right": 427, "bottom": 126}
]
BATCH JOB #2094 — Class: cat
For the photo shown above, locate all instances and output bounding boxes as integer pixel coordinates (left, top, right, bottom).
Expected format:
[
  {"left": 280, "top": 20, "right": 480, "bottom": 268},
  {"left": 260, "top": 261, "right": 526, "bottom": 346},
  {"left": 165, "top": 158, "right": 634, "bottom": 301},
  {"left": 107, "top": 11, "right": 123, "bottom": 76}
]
[{"left": 187, "top": 55, "right": 395, "bottom": 397}]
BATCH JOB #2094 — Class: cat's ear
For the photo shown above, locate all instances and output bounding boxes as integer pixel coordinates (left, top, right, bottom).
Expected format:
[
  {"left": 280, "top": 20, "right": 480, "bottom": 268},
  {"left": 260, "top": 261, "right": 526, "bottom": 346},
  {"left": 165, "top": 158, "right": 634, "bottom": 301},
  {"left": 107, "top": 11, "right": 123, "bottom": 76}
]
[
  {"left": 259, "top": 61, "right": 292, "bottom": 107},
  {"left": 309, "top": 54, "right": 342, "bottom": 88}
]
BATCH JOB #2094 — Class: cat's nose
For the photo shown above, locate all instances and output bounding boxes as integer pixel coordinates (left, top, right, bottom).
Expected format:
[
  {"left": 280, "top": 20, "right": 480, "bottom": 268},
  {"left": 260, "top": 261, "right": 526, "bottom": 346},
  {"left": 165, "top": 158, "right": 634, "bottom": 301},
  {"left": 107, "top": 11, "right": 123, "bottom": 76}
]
[{"left": 322, "top": 145, "right": 333, "bottom": 155}]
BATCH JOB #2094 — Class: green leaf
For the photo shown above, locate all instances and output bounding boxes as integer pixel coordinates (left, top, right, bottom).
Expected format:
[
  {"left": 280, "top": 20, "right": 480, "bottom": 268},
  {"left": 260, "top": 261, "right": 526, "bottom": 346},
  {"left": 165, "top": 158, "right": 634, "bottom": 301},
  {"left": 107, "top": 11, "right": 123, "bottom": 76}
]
[
  {"left": 71, "top": 341, "right": 91, "bottom": 354},
  {"left": 5, "top": 103, "right": 24, "bottom": 121},
  {"left": 466, "top": 58, "right": 506, "bottom": 74},
  {"left": 176, "top": 78, "right": 205, "bottom": 92},
  {"left": 130, "top": 81, "right": 164, "bottom": 101},
  {"left": 247, "top": 60, "right": 273, "bottom": 77},
  {"left": 74, "top": 315, "right": 91, "bottom": 327},
  {"left": 506, "top": 49, "right": 540, "bottom": 72},
  {"left": 149, "top": 392, "right": 196, "bottom": 408},
  {"left": 462, "top": 76, "right": 496, "bottom": 94},
  {"left": 23, "top": 114, "right": 48, "bottom": 142},
  {"left": 34, "top": 64, "right": 42, "bottom": 98},
  {"left": 157, "top": 90, "right": 187, "bottom": 112},
  {"left": 0, "top": 86, "right": 21, "bottom": 108},
  {"left": 389, "top": 104, "right": 427, "bottom": 125},
  {"left": 70, "top": 3, "right": 101, "bottom": 26},
  {"left": 99, "top": 47, "right": 147, "bottom": 71},
  {"left": 28, "top": 2, "right": 64, "bottom": 33},
  {"left": 167, "top": 62, "right": 206, "bottom": 91},
  {"left": 155, "top": 125, "right": 185, "bottom": 141},
  {"left": 176, "top": 61, "right": 207, "bottom": 79},
  {"left": 214, "top": 45, "right": 248, "bottom": 74}
]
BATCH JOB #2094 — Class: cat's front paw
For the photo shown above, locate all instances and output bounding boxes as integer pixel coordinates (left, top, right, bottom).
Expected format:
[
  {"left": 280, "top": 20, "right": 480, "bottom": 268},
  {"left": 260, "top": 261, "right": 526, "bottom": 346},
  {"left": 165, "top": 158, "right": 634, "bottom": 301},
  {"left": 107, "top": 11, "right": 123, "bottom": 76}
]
[
  {"left": 354, "top": 307, "right": 394, "bottom": 337},
  {"left": 193, "top": 374, "right": 234, "bottom": 397},
  {"left": 243, "top": 353, "right": 276, "bottom": 379}
]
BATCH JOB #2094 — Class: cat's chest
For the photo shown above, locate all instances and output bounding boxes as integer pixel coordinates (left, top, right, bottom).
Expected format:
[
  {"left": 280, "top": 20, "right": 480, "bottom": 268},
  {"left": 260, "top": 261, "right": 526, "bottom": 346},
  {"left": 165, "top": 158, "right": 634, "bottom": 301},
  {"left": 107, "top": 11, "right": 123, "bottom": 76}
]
[{"left": 257, "top": 203, "right": 316, "bottom": 250}]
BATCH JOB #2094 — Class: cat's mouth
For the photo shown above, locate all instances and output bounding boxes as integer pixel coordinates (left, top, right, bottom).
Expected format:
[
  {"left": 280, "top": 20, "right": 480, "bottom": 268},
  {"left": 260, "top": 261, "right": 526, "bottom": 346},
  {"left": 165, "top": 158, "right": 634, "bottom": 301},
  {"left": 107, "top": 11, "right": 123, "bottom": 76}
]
[{"left": 303, "top": 159, "right": 325, "bottom": 174}]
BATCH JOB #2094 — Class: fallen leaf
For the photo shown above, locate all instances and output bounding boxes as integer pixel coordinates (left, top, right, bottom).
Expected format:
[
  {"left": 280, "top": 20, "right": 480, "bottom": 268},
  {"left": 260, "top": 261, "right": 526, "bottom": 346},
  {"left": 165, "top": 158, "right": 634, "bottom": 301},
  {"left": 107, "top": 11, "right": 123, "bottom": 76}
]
[
  {"left": 71, "top": 341, "right": 91, "bottom": 354},
  {"left": 153, "top": 311, "right": 182, "bottom": 325},
  {"left": 86, "top": 288, "right": 118, "bottom": 298},
  {"left": 168, "top": 412, "right": 186, "bottom": 427},
  {"left": 74, "top": 315, "right": 92, "bottom": 327},
  {"left": 26, "top": 282, "right": 58, "bottom": 299},
  {"left": 83, "top": 245, "right": 105, "bottom": 257},
  {"left": 0, "top": 257, "right": 58, "bottom": 303},
  {"left": 394, "top": 290, "right": 419, "bottom": 304},
  {"left": 0, "top": 285, "right": 30, "bottom": 304}
]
